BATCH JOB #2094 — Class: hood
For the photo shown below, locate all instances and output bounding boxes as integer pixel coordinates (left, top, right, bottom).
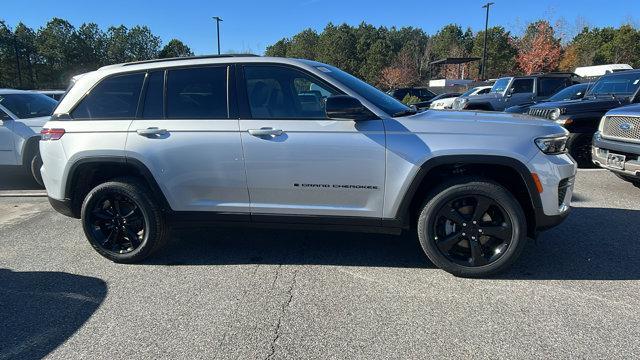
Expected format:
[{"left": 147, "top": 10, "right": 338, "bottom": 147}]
[
  {"left": 463, "top": 92, "right": 502, "bottom": 102},
  {"left": 606, "top": 103, "right": 640, "bottom": 116},
  {"left": 392, "top": 109, "right": 566, "bottom": 138},
  {"left": 530, "top": 96, "right": 629, "bottom": 114}
]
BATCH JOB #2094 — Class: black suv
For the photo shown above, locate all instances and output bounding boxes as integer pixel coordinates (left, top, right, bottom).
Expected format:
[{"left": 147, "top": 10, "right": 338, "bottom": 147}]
[
  {"left": 527, "top": 70, "right": 640, "bottom": 167},
  {"left": 453, "top": 73, "right": 579, "bottom": 112},
  {"left": 388, "top": 87, "right": 436, "bottom": 102}
]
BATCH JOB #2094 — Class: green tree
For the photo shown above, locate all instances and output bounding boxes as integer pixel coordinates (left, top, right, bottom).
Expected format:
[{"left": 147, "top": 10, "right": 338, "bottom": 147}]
[
  {"left": 35, "top": 18, "right": 77, "bottom": 87},
  {"left": 471, "top": 26, "right": 517, "bottom": 78},
  {"left": 159, "top": 39, "right": 194, "bottom": 58},
  {"left": 316, "top": 23, "right": 359, "bottom": 76},
  {"left": 127, "top": 26, "right": 161, "bottom": 61},
  {"left": 286, "top": 28, "right": 319, "bottom": 59},
  {"left": 74, "top": 23, "right": 107, "bottom": 73},
  {"left": 265, "top": 38, "right": 290, "bottom": 57},
  {"left": 106, "top": 25, "right": 130, "bottom": 63}
]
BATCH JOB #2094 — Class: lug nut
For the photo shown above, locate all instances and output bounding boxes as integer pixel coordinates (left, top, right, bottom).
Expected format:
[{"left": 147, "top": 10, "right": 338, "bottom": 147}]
[
  {"left": 462, "top": 232, "right": 466, "bottom": 236},
  {"left": 473, "top": 221, "right": 477, "bottom": 225}
]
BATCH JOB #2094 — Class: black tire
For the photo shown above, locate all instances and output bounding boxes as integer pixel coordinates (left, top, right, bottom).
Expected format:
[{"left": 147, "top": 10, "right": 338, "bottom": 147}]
[
  {"left": 567, "top": 133, "right": 595, "bottom": 168},
  {"left": 80, "top": 177, "right": 167, "bottom": 263},
  {"left": 30, "top": 153, "right": 44, "bottom": 187},
  {"left": 416, "top": 177, "right": 528, "bottom": 277},
  {"left": 614, "top": 173, "right": 640, "bottom": 188}
]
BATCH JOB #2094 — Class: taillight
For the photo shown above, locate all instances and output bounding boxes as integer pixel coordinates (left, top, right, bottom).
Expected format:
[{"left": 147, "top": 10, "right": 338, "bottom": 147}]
[{"left": 40, "top": 128, "right": 65, "bottom": 141}]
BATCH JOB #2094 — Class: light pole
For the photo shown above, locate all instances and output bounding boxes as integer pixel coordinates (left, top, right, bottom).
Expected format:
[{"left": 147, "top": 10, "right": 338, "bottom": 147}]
[
  {"left": 213, "top": 16, "right": 223, "bottom": 55},
  {"left": 481, "top": 2, "right": 494, "bottom": 81}
]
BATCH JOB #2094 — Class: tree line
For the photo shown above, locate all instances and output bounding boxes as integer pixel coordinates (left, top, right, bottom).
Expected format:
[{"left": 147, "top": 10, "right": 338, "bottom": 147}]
[
  {"left": 266, "top": 21, "right": 640, "bottom": 90},
  {"left": 0, "top": 18, "right": 193, "bottom": 89}
]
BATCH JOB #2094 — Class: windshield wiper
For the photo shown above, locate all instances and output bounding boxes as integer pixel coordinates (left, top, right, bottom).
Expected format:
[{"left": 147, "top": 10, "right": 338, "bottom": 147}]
[{"left": 393, "top": 108, "right": 418, "bottom": 117}]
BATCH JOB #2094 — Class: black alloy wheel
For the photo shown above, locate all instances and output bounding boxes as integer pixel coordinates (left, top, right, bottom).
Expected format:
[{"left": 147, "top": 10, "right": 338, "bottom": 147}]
[
  {"left": 88, "top": 193, "right": 146, "bottom": 254},
  {"left": 432, "top": 195, "right": 513, "bottom": 267}
]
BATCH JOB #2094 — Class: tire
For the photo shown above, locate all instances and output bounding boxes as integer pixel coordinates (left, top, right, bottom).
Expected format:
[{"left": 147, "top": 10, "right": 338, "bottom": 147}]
[
  {"left": 416, "top": 177, "right": 528, "bottom": 277},
  {"left": 614, "top": 173, "right": 640, "bottom": 189},
  {"left": 30, "top": 153, "right": 44, "bottom": 187},
  {"left": 567, "top": 133, "right": 595, "bottom": 168},
  {"left": 80, "top": 177, "right": 168, "bottom": 263}
]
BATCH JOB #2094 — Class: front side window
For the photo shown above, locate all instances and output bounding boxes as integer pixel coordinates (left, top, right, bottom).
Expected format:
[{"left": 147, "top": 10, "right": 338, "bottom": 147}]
[
  {"left": 244, "top": 65, "right": 339, "bottom": 119},
  {"left": 0, "top": 93, "right": 57, "bottom": 119},
  {"left": 72, "top": 73, "right": 145, "bottom": 120},
  {"left": 166, "top": 66, "right": 228, "bottom": 119},
  {"left": 317, "top": 65, "right": 408, "bottom": 116},
  {"left": 490, "top": 78, "right": 511, "bottom": 93},
  {"left": 510, "top": 78, "right": 534, "bottom": 94}
]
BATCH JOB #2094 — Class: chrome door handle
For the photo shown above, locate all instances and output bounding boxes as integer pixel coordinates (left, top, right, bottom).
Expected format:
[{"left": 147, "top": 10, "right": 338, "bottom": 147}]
[
  {"left": 136, "top": 127, "right": 168, "bottom": 137},
  {"left": 248, "top": 128, "right": 284, "bottom": 137}
]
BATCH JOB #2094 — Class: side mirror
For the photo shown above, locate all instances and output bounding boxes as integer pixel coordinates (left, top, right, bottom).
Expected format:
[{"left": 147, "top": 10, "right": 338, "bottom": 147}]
[
  {"left": 506, "top": 88, "right": 514, "bottom": 97},
  {"left": 325, "top": 95, "right": 377, "bottom": 121}
]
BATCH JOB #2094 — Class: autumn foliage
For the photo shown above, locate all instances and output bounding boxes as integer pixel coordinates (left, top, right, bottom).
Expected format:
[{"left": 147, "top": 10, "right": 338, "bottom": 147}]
[
  {"left": 379, "top": 51, "right": 418, "bottom": 90},
  {"left": 516, "top": 21, "right": 562, "bottom": 75}
]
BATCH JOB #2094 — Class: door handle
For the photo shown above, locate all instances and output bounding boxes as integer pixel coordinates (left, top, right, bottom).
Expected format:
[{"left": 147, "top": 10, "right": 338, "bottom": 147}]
[
  {"left": 248, "top": 127, "right": 284, "bottom": 137},
  {"left": 136, "top": 127, "right": 168, "bottom": 137}
]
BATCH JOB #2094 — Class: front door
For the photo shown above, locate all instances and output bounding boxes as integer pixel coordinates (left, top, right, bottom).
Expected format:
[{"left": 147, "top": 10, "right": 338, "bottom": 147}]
[
  {"left": 125, "top": 66, "right": 249, "bottom": 213},
  {"left": 505, "top": 78, "right": 535, "bottom": 108},
  {"left": 237, "top": 64, "right": 386, "bottom": 219},
  {"left": 0, "top": 107, "right": 16, "bottom": 165}
]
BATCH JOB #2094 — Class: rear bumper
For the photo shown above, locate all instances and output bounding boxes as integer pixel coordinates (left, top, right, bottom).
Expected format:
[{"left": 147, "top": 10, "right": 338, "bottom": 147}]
[{"left": 48, "top": 197, "right": 78, "bottom": 218}]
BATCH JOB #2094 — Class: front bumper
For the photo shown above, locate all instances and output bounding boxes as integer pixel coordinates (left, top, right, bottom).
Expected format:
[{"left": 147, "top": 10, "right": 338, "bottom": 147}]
[{"left": 592, "top": 133, "right": 640, "bottom": 179}]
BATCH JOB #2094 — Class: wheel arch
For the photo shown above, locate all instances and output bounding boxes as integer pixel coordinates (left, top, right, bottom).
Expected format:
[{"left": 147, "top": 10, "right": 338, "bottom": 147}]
[
  {"left": 20, "top": 136, "right": 41, "bottom": 167},
  {"left": 64, "top": 157, "right": 171, "bottom": 218},
  {"left": 395, "top": 155, "right": 543, "bottom": 237}
]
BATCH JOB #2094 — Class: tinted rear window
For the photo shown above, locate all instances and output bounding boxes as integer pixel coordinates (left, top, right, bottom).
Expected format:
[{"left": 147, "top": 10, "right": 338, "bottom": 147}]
[
  {"left": 166, "top": 66, "right": 228, "bottom": 119},
  {"left": 71, "top": 73, "right": 145, "bottom": 120}
]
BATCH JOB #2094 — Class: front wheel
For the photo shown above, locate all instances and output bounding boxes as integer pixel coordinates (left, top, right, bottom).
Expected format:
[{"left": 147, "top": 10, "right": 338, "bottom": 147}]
[
  {"left": 81, "top": 178, "right": 168, "bottom": 263},
  {"left": 417, "top": 178, "right": 528, "bottom": 277}
]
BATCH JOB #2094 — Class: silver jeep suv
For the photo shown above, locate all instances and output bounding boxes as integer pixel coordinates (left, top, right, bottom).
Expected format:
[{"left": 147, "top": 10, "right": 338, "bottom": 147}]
[{"left": 41, "top": 55, "right": 576, "bottom": 277}]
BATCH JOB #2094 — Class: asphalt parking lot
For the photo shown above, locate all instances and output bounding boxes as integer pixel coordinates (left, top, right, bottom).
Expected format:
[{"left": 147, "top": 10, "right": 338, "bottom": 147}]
[{"left": 0, "top": 168, "right": 639, "bottom": 359}]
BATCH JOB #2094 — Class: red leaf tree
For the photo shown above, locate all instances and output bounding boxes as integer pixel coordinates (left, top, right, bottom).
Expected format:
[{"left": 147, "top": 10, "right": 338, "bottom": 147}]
[{"left": 516, "top": 21, "right": 562, "bottom": 74}]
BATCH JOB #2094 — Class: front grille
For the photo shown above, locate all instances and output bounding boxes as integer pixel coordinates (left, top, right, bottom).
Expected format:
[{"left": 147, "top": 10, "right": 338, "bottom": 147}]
[
  {"left": 557, "top": 177, "right": 574, "bottom": 207},
  {"left": 528, "top": 108, "right": 554, "bottom": 119},
  {"left": 601, "top": 115, "right": 640, "bottom": 142}
]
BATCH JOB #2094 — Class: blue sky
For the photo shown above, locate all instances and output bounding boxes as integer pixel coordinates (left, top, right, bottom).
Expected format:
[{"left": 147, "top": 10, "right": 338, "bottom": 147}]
[{"left": 3, "top": 0, "right": 639, "bottom": 55}]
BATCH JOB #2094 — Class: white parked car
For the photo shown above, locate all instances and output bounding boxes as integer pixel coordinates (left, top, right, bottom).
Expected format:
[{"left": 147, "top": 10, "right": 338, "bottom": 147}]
[
  {"left": 0, "top": 89, "right": 58, "bottom": 185},
  {"left": 428, "top": 92, "right": 462, "bottom": 109}
]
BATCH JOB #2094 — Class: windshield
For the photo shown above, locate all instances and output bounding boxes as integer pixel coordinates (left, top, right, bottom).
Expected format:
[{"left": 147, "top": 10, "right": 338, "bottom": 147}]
[
  {"left": 490, "top": 78, "right": 511, "bottom": 93},
  {"left": 548, "top": 84, "right": 588, "bottom": 101},
  {"left": 315, "top": 65, "right": 409, "bottom": 116},
  {"left": 0, "top": 93, "right": 58, "bottom": 119},
  {"left": 586, "top": 72, "right": 640, "bottom": 97}
]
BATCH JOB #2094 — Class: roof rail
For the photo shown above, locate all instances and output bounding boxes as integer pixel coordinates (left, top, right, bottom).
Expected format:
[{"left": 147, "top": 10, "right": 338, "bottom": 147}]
[{"left": 121, "top": 54, "right": 260, "bottom": 67}]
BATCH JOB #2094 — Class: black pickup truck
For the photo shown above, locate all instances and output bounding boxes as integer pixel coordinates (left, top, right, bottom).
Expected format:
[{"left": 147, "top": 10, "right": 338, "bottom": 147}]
[{"left": 527, "top": 69, "right": 640, "bottom": 167}]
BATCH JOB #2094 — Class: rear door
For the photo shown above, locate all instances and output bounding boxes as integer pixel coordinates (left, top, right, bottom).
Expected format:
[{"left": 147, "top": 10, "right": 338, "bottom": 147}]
[
  {"left": 237, "top": 64, "right": 386, "bottom": 219},
  {"left": 125, "top": 65, "right": 249, "bottom": 213}
]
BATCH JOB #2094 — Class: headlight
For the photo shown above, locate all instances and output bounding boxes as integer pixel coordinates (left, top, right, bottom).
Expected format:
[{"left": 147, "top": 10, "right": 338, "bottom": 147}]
[
  {"left": 550, "top": 108, "right": 561, "bottom": 120},
  {"left": 535, "top": 135, "right": 568, "bottom": 155}
]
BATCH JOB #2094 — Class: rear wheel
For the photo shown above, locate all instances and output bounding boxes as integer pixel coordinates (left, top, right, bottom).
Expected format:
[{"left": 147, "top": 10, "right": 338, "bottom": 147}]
[
  {"left": 30, "top": 153, "right": 44, "bottom": 187},
  {"left": 567, "top": 133, "right": 595, "bottom": 168},
  {"left": 81, "top": 178, "right": 167, "bottom": 263},
  {"left": 417, "top": 178, "right": 527, "bottom": 277}
]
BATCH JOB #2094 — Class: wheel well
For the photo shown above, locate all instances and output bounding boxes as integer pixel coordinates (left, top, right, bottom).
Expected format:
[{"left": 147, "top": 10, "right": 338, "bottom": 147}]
[
  {"left": 21, "top": 137, "right": 40, "bottom": 167},
  {"left": 405, "top": 163, "right": 537, "bottom": 237},
  {"left": 67, "top": 160, "right": 169, "bottom": 217}
]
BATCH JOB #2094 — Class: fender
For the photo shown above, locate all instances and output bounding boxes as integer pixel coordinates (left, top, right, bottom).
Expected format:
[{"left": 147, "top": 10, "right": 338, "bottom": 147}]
[
  {"left": 393, "top": 154, "right": 543, "bottom": 225},
  {"left": 64, "top": 156, "right": 172, "bottom": 211}
]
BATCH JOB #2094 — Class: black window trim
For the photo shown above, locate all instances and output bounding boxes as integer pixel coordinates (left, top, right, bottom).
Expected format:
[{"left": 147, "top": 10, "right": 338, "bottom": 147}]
[
  {"left": 68, "top": 64, "right": 234, "bottom": 121},
  {"left": 235, "top": 62, "right": 345, "bottom": 121}
]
